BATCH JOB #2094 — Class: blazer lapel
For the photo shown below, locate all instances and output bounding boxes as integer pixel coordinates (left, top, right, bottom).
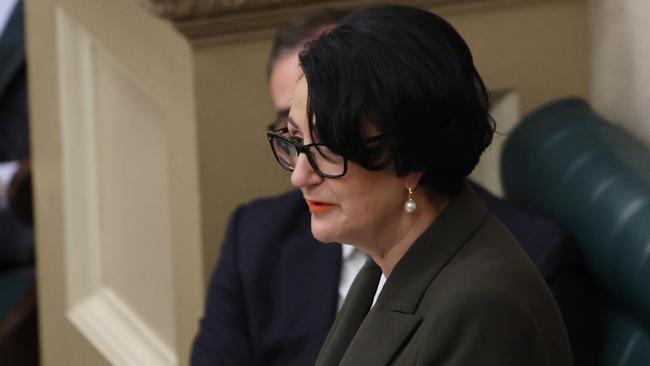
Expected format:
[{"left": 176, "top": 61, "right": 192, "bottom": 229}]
[
  {"left": 315, "top": 261, "right": 381, "bottom": 366},
  {"left": 316, "top": 183, "right": 488, "bottom": 366},
  {"left": 377, "top": 182, "right": 488, "bottom": 314},
  {"left": 339, "top": 310, "right": 422, "bottom": 366}
]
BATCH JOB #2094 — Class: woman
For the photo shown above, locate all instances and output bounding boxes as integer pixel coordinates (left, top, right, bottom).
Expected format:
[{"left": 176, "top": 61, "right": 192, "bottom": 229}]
[{"left": 267, "top": 5, "right": 572, "bottom": 366}]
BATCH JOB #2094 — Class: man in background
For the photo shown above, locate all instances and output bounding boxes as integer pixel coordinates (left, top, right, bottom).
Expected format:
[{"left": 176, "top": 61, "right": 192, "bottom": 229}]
[
  {"left": 191, "top": 8, "right": 597, "bottom": 366},
  {"left": 0, "top": 0, "right": 33, "bottom": 273},
  {"left": 0, "top": 1, "right": 38, "bottom": 365}
]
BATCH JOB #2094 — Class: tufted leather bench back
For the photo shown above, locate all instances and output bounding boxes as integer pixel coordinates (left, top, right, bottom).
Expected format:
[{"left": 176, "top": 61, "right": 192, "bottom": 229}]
[{"left": 501, "top": 98, "right": 650, "bottom": 366}]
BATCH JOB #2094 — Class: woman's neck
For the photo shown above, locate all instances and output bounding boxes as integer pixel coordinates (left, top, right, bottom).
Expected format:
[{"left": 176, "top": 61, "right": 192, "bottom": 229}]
[{"left": 367, "top": 192, "right": 449, "bottom": 277}]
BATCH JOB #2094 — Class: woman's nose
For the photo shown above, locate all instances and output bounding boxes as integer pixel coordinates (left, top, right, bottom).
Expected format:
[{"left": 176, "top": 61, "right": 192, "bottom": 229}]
[{"left": 291, "top": 154, "right": 322, "bottom": 188}]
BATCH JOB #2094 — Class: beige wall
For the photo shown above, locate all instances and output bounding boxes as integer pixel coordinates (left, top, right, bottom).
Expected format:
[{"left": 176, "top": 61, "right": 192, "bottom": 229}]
[
  {"left": 444, "top": 0, "right": 589, "bottom": 116},
  {"left": 193, "top": 40, "right": 284, "bottom": 279},
  {"left": 590, "top": 0, "right": 650, "bottom": 146}
]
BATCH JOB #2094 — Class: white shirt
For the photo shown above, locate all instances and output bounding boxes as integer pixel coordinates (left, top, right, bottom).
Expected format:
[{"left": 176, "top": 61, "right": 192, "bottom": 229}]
[
  {"left": 0, "top": 0, "right": 18, "bottom": 35},
  {"left": 0, "top": 161, "right": 19, "bottom": 209},
  {"left": 337, "top": 244, "right": 389, "bottom": 309},
  {"left": 372, "top": 274, "right": 387, "bottom": 307},
  {"left": 337, "top": 244, "right": 368, "bottom": 309},
  {"left": 0, "top": 0, "right": 21, "bottom": 209}
]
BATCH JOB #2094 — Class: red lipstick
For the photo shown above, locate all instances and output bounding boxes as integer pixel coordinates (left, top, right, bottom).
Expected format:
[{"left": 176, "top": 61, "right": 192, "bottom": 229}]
[{"left": 306, "top": 200, "right": 335, "bottom": 214}]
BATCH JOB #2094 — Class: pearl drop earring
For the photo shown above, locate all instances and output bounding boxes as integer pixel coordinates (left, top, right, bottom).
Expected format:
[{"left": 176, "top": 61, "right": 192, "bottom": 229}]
[{"left": 404, "top": 187, "right": 417, "bottom": 213}]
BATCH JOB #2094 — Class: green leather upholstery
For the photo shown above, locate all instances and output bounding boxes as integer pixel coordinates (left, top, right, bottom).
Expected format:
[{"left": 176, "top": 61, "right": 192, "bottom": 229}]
[
  {"left": 602, "top": 306, "right": 650, "bottom": 366},
  {"left": 501, "top": 98, "right": 650, "bottom": 366}
]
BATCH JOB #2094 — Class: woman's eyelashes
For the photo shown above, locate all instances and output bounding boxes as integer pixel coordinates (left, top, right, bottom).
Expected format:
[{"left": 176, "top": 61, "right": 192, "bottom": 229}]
[{"left": 287, "top": 130, "right": 304, "bottom": 143}]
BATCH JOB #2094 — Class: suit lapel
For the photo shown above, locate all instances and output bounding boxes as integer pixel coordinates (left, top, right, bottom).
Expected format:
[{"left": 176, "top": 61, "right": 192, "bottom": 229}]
[
  {"left": 315, "top": 261, "right": 381, "bottom": 366},
  {"left": 0, "top": 0, "right": 25, "bottom": 96},
  {"left": 339, "top": 310, "right": 421, "bottom": 366},
  {"left": 377, "top": 183, "right": 487, "bottom": 314},
  {"left": 315, "top": 183, "right": 488, "bottom": 366}
]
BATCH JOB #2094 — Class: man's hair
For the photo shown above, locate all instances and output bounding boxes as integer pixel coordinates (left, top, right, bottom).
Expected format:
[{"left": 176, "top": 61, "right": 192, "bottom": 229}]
[
  {"left": 266, "top": 8, "right": 350, "bottom": 79},
  {"left": 300, "top": 5, "right": 495, "bottom": 196}
]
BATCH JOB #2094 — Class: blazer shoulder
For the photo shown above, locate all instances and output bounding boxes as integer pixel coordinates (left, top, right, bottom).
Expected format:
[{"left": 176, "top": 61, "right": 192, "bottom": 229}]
[
  {"left": 414, "top": 286, "right": 570, "bottom": 366},
  {"left": 413, "top": 245, "right": 572, "bottom": 365},
  {"left": 471, "top": 182, "right": 576, "bottom": 274},
  {"left": 447, "top": 213, "right": 551, "bottom": 294},
  {"left": 416, "top": 213, "right": 562, "bottom": 331}
]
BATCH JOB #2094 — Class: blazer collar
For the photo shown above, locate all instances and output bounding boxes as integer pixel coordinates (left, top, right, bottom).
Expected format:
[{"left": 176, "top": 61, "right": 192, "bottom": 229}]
[
  {"left": 315, "top": 261, "right": 380, "bottom": 366},
  {"left": 375, "top": 182, "right": 487, "bottom": 314},
  {"left": 316, "top": 182, "right": 488, "bottom": 366},
  {"left": 0, "top": 0, "right": 25, "bottom": 96}
]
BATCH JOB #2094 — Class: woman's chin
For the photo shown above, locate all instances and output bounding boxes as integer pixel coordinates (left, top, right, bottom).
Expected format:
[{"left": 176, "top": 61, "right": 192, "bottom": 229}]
[{"left": 310, "top": 217, "right": 339, "bottom": 243}]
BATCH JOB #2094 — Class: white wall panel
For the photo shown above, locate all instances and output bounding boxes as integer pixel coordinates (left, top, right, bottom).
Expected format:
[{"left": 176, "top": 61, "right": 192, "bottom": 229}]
[{"left": 55, "top": 7, "right": 177, "bottom": 365}]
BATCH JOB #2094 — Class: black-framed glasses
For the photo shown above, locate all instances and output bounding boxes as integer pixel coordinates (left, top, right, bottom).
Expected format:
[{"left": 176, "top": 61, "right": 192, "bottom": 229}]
[{"left": 267, "top": 127, "right": 384, "bottom": 178}]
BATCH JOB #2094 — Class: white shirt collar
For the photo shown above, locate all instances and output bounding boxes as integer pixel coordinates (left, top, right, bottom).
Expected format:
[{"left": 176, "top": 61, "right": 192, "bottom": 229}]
[
  {"left": 337, "top": 243, "right": 368, "bottom": 309},
  {"left": 372, "top": 274, "right": 387, "bottom": 307},
  {"left": 341, "top": 243, "right": 356, "bottom": 259}
]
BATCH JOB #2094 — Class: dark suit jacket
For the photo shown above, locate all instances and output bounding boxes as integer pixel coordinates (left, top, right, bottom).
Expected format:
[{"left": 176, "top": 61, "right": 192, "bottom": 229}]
[
  {"left": 191, "top": 182, "right": 597, "bottom": 365},
  {"left": 0, "top": 0, "right": 29, "bottom": 162},
  {"left": 315, "top": 183, "right": 572, "bottom": 365},
  {"left": 191, "top": 189, "right": 339, "bottom": 366},
  {"left": 0, "top": 1, "right": 33, "bottom": 270}
]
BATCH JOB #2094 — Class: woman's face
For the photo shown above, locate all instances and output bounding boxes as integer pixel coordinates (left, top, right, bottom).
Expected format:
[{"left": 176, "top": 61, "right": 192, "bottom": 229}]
[{"left": 288, "top": 77, "right": 416, "bottom": 249}]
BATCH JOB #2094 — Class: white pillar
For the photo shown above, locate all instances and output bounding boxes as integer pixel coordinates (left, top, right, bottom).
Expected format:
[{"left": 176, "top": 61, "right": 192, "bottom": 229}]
[{"left": 590, "top": 0, "right": 650, "bottom": 146}]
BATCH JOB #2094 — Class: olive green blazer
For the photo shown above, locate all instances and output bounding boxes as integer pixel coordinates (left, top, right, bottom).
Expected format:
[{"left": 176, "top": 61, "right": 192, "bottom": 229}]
[{"left": 315, "top": 183, "right": 572, "bottom": 366}]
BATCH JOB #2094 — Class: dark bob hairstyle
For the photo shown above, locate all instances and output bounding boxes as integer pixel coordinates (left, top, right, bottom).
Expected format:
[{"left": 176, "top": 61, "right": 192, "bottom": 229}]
[{"left": 299, "top": 5, "right": 494, "bottom": 196}]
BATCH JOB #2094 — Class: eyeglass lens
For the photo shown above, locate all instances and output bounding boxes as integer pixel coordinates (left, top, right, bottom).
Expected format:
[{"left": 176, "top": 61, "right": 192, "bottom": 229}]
[{"left": 271, "top": 136, "right": 345, "bottom": 176}]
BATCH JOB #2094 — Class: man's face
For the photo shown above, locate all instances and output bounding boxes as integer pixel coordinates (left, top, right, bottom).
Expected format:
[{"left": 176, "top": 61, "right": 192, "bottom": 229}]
[{"left": 269, "top": 46, "right": 304, "bottom": 129}]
